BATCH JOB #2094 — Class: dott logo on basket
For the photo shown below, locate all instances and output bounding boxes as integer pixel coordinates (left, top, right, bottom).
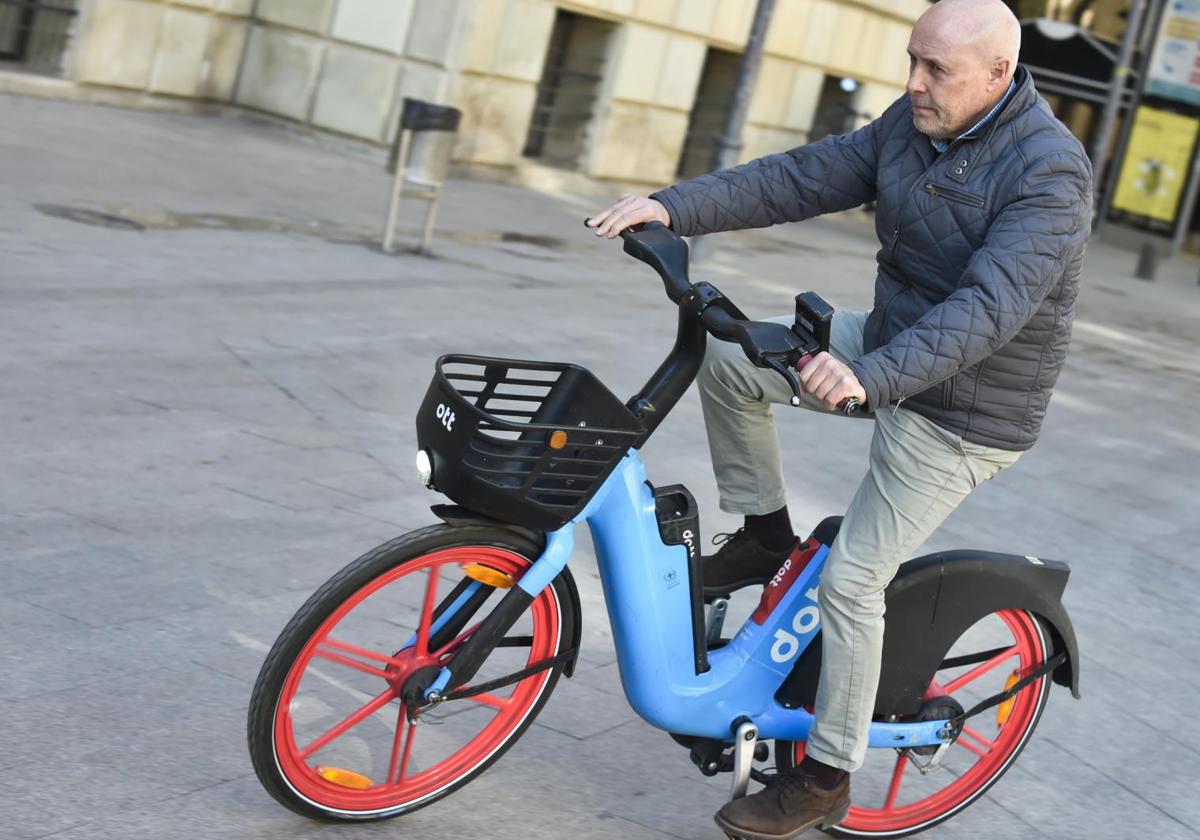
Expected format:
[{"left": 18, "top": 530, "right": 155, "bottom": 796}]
[{"left": 435, "top": 403, "right": 456, "bottom": 431}]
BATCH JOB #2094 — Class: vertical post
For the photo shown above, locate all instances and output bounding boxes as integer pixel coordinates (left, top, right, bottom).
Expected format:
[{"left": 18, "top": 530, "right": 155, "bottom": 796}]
[
  {"left": 1096, "top": 0, "right": 1167, "bottom": 233},
  {"left": 1089, "top": 0, "right": 1148, "bottom": 198},
  {"left": 1170, "top": 135, "right": 1200, "bottom": 256},
  {"left": 693, "top": 0, "right": 776, "bottom": 262},
  {"left": 420, "top": 190, "right": 442, "bottom": 254},
  {"left": 383, "top": 130, "right": 411, "bottom": 254},
  {"left": 231, "top": 0, "right": 263, "bottom": 103},
  {"left": 709, "top": 0, "right": 777, "bottom": 173}
]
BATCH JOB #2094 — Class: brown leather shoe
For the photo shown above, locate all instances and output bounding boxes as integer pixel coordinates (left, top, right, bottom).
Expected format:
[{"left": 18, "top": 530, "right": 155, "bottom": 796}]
[{"left": 714, "top": 768, "right": 850, "bottom": 840}]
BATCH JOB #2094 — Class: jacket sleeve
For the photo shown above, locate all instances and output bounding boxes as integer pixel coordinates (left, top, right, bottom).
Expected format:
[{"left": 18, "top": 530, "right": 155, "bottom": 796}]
[
  {"left": 848, "top": 152, "right": 1093, "bottom": 411},
  {"left": 650, "top": 108, "right": 889, "bottom": 237}
]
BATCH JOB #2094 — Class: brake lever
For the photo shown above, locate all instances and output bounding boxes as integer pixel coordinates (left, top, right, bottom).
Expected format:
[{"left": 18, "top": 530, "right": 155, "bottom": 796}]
[{"left": 762, "top": 356, "right": 803, "bottom": 407}]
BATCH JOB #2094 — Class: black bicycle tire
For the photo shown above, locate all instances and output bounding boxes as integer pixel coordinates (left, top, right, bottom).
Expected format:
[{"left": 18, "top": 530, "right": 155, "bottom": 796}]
[{"left": 246, "top": 523, "right": 574, "bottom": 822}]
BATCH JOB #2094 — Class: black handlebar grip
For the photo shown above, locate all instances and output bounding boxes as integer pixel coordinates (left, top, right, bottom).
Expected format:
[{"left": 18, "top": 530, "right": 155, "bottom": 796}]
[{"left": 615, "top": 221, "right": 693, "bottom": 304}]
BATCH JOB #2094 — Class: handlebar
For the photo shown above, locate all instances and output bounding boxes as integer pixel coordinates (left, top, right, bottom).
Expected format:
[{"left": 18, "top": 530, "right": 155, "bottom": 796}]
[{"left": 612, "top": 221, "right": 866, "bottom": 417}]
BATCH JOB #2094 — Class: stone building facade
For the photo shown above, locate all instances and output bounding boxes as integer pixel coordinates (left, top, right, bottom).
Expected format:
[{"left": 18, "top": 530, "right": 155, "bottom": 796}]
[{"left": 17, "top": 0, "right": 929, "bottom": 188}]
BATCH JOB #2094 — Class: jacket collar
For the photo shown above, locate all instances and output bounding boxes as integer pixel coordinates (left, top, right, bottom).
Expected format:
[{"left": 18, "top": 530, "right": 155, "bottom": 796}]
[
  {"left": 929, "top": 67, "right": 1037, "bottom": 180},
  {"left": 918, "top": 66, "right": 1036, "bottom": 149},
  {"left": 904, "top": 67, "right": 1038, "bottom": 173},
  {"left": 968, "top": 65, "right": 1036, "bottom": 136},
  {"left": 931, "top": 78, "right": 1016, "bottom": 152}
]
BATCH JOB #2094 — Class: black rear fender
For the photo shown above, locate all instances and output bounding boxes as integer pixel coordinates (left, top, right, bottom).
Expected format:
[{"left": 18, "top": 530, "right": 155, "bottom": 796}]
[
  {"left": 430, "top": 504, "right": 583, "bottom": 677},
  {"left": 778, "top": 546, "right": 1081, "bottom": 717}
]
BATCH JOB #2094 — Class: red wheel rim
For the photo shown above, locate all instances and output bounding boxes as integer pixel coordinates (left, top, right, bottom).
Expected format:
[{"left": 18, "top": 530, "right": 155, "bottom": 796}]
[
  {"left": 793, "top": 609, "right": 1047, "bottom": 836},
  {"left": 272, "top": 546, "right": 560, "bottom": 814}
]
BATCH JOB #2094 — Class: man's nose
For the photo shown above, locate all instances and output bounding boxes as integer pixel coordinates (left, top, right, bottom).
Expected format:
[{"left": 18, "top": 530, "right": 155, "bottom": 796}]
[{"left": 906, "top": 71, "right": 926, "bottom": 96}]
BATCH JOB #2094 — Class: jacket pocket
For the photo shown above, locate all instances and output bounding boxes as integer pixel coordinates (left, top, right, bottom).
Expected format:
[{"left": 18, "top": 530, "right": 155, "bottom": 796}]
[
  {"left": 941, "top": 376, "right": 956, "bottom": 410},
  {"left": 924, "top": 182, "right": 985, "bottom": 208}
]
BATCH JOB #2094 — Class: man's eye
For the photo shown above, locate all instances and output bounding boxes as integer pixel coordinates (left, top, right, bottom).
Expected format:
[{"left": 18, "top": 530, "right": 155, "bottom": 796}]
[{"left": 933, "top": 65, "right": 945, "bottom": 75}]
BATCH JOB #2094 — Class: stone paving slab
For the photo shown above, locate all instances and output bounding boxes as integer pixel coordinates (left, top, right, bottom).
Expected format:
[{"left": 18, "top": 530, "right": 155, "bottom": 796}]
[{"left": 1, "top": 92, "right": 1198, "bottom": 840}]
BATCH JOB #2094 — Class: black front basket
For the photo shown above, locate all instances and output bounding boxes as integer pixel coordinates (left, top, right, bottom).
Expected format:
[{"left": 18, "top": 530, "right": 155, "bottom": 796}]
[{"left": 415, "top": 355, "right": 646, "bottom": 531}]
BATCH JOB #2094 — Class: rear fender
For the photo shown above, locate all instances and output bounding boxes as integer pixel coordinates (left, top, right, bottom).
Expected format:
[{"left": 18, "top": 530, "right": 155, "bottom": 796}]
[
  {"left": 430, "top": 504, "right": 583, "bottom": 677},
  {"left": 777, "top": 547, "right": 1081, "bottom": 717}
]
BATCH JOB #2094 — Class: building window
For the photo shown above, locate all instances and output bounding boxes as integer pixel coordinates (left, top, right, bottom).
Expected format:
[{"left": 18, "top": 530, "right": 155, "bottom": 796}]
[
  {"left": 676, "top": 48, "right": 741, "bottom": 179},
  {"left": 0, "top": 0, "right": 78, "bottom": 77},
  {"left": 523, "top": 10, "right": 615, "bottom": 170}
]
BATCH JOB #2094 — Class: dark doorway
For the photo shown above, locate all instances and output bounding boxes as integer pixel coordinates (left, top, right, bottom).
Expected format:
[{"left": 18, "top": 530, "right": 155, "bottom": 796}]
[
  {"left": 522, "top": 10, "right": 615, "bottom": 170},
  {"left": 676, "top": 47, "right": 741, "bottom": 179},
  {"left": 809, "top": 75, "right": 866, "bottom": 142},
  {"left": 0, "top": 0, "right": 77, "bottom": 76}
]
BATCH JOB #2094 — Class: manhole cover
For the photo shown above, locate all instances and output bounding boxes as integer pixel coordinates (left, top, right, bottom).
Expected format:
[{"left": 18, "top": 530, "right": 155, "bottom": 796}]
[{"left": 35, "top": 204, "right": 146, "bottom": 231}]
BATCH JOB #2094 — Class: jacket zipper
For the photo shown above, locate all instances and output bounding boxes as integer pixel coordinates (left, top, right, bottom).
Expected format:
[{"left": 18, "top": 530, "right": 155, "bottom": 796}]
[
  {"left": 887, "top": 139, "right": 976, "bottom": 411},
  {"left": 942, "top": 376, "right": 956, "bottom": 410},
  {"left": 925, "top": 182, "right": 984, "bottom": 207},
  {"left": 878, "top": 287, "right": 906, "bottom": 335},
  {"left": 891, "top": 147, "right": 950, "bottom": 253}
]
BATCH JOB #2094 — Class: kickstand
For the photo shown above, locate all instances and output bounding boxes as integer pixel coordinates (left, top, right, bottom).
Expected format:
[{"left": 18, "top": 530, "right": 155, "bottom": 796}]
[{"left": 729, "top": 718, "right": 759, "bottom": 800}]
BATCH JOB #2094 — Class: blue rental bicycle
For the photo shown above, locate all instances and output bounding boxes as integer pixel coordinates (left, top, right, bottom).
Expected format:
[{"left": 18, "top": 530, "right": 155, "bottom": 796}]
[{"left": 247, "top": 222, "right": 1080, "bottom": 838}]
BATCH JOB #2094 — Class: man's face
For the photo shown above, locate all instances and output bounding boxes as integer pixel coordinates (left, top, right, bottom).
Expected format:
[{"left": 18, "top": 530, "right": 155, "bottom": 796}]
[{"left": 906, "top": 25, "right": 1001, "bottom": 139}]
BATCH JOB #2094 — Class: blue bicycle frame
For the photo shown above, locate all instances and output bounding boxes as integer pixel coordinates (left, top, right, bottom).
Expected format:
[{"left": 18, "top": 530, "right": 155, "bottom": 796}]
[{"left": 427, "top": 449, "right": 950, "bottom": 751}]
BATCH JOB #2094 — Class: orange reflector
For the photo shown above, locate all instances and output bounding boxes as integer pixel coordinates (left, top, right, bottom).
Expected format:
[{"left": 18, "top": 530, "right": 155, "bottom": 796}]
[
  {"left": 316, "top": 766, "right": 374, "bottom": 789},
  {"left": 464, "top": 563, "right": 514, "bottom": 589},
  {"left": 996, "top": 671, "right": 1021, "bottom": 725},
  {"left": 548, "top": 430, "right": 568, "bottom": 449}
]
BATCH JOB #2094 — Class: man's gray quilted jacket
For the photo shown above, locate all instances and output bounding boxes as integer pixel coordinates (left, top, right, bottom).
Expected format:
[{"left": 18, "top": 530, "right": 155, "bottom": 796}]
[{"left": 651, "top": 67, "right": 1092, "bottom": 451}]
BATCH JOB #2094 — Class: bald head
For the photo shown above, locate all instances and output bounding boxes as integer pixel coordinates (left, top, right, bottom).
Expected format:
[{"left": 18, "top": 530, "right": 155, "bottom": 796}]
[{"left": 906, "top": 0, "right": 1022, "bottom": 139}]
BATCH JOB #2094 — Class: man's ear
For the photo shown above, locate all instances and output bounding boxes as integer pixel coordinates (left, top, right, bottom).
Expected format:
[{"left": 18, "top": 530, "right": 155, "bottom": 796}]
[{"left": 989, "top": 58, "right": 1011, "bottom": 88}]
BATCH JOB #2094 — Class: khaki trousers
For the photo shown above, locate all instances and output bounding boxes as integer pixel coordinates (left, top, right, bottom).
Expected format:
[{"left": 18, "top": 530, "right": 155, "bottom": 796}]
[{"left": 696, "top": 311, "right": 1021, "bottom": 771}]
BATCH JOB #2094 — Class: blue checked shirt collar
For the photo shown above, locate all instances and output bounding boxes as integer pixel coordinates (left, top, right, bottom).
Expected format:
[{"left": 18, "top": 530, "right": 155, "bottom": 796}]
[{"left": 929, "top": 80, "right": 1016, "bottom": 154}]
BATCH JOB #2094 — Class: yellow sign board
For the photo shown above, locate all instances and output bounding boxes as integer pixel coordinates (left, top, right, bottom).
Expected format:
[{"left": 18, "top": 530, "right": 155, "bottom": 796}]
[{"left": 1112, "top": 106, "right": 1200, "bottom": 223}]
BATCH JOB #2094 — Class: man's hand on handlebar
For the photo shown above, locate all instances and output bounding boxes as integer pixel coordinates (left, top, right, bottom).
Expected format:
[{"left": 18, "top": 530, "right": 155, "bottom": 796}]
[
  {"left": 797, "top": 352, "right": 867, "bottom": 413},
  {"left": 586, "top": 195, "right": 671, "bottom": 239}
]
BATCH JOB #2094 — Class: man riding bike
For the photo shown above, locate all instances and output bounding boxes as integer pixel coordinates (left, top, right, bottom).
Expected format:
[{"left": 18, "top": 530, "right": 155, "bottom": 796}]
[{"left": 586, "top": 0, "right": 1092, "bottom": 837}]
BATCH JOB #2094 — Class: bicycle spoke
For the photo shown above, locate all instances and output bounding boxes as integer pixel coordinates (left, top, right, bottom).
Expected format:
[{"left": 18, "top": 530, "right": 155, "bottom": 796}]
[
  {"left": 299, "top": 687, "right": 396, "bottom": 759},
  {"left": 942, "top": 646, "right": 1018, "bottom": 694},
  {"left": 884, "top": 752, "right": 907, "bottom": 811},
  {"left": 321, "top": 637, "right": 404, "bottom": 668},
  {"left": 386, "top": 704, "right": 409, "bottom": 785},
  {"left": 955, "top": 736, "right": 988, "bottom": 759},
  {"left": 415, "top": 565, "right": 441, "bottom": 656},
  {"left": 313, "top": 647, "right": 392, "bottom": 680},
  {"left": 398, "top": 720, "right": 417, "bottom": 782},
  {"left": 467, "top": 691, "right": 510, "bottom": 710},
  {"left": 434, "top": 620, "right": 484, "bottom": 660},
  {"left": 960, "top": 725, "right": 995, "bottom": 753}
]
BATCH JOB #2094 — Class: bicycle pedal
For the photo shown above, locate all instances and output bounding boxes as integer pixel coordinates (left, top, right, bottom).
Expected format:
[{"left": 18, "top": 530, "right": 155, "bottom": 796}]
[{"left": 688, "top": 736, "right": 770, "bottom": 777}]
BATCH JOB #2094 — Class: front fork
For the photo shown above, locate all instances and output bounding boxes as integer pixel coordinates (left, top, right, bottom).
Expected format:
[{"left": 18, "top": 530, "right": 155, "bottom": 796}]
[{"left": 412, "top": 526, "right": 576, "bottom": 707}]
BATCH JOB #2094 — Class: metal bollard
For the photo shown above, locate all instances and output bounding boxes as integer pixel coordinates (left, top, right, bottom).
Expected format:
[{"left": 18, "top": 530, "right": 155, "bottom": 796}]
[{"left": 1134, "top": 242, "right": 1157, "bottom": 281}]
